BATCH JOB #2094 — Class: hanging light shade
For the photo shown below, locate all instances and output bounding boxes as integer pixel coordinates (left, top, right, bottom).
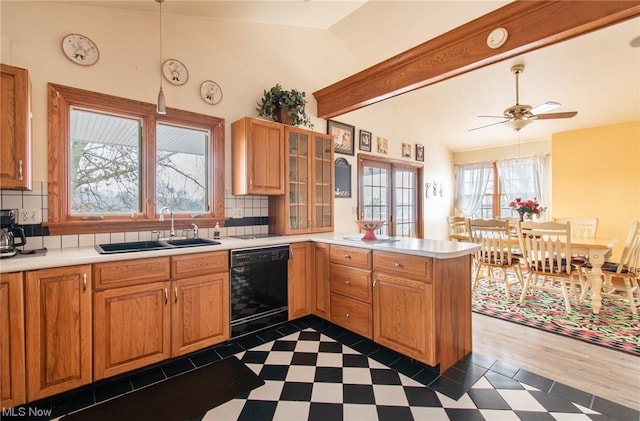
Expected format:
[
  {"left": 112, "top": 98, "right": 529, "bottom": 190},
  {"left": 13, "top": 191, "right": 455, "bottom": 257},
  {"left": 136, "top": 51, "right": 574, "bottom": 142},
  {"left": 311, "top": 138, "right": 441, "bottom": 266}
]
[{"left": 156, "top": 0, "right": 166, "bottom": 114}]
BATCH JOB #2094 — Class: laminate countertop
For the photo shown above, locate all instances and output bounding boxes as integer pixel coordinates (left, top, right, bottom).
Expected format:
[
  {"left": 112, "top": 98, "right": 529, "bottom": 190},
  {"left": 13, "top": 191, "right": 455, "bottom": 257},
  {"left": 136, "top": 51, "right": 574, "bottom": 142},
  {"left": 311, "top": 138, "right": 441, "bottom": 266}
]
[{"left": 0, "top": 232, "right": 478, "bottom": 273}]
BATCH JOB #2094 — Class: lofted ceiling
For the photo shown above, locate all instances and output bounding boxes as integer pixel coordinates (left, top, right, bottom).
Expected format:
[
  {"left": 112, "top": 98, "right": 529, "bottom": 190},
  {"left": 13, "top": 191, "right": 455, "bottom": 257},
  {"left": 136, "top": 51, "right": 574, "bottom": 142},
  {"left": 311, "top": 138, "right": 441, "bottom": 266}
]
[{"left": 54, "top": 0, "right": 640, "bottom": 152}]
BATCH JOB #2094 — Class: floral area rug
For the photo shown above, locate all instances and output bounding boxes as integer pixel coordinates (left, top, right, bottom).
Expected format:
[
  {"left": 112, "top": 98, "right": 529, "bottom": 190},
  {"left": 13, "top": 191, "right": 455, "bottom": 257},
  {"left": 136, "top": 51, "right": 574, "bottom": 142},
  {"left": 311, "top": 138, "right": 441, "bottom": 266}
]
[{"left": 472, "top": 279, "right": 640, "bottom": 357}]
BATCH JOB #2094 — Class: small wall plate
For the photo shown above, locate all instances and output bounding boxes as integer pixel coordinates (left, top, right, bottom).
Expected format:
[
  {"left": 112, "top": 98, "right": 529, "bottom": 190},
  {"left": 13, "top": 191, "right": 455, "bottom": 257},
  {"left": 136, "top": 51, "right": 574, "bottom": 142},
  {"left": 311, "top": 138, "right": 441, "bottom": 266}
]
[
  {"left": 200, "top": 80, "right": 223, "bottom": 105},
  {"left": 162, "top": 59, "right": 189, "bottom": 85},
  {"left": 61, "top": 33, "right": 99, "bottom": 66},
  {"left": 487, "top": 27, "right": 508, "bottom": 49}
]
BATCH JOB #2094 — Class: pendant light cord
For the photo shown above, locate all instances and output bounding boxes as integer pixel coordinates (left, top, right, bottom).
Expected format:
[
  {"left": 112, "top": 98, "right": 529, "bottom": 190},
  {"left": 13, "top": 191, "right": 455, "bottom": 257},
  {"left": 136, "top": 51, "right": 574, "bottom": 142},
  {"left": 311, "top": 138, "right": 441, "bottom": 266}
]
[
  {"left": 156, "top": 0, "right": 166, "bottom": 114},
  {"left": 159, "top": 0, "right": 163, "bottom": 90}
]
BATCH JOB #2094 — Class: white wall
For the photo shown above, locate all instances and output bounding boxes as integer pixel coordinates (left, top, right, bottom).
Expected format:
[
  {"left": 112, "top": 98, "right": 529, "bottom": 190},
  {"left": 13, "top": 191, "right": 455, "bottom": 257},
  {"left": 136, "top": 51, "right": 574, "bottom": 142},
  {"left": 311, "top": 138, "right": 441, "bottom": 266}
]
[{"left": 1, "top": 2, "right": 455, "bottom": 241}]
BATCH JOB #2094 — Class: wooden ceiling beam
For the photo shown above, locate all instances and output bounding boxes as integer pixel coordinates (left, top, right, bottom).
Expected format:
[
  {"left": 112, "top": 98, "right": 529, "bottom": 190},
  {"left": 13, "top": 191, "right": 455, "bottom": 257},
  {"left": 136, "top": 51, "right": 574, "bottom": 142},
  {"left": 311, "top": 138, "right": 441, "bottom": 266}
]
[{"left": 313, "top": 1, "right": 640, "bottom": 119}]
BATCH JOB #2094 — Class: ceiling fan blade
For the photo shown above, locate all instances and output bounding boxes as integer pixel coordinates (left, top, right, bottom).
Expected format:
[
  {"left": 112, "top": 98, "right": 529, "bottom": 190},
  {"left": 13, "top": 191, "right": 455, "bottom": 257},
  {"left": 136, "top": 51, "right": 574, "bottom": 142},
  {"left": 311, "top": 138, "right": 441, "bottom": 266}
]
[
  {"left": 530, "top": 101, "right": 561, "bottom": 115},
  {"left": 534, "top": 111, "right": 578, "bottom": 120},
  {"left": 478, "top": 115, "right": 509, "bottom": 119},
  {"left": 468, "top": 120, "right": 509, "bottom": 131}
]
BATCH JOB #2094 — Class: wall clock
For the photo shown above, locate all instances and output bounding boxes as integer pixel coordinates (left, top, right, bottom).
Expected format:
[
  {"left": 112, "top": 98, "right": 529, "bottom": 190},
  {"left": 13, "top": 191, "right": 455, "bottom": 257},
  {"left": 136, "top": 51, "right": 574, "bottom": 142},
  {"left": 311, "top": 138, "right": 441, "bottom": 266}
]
[
  {"left": 162, "top": 59, "right": 189, "bottom": 86},
  {"left": 61, "top": 33, "right": 99, "bottom": 66},
  {"left": 200, "top": 80, "right": 223, "bottom": 105}
]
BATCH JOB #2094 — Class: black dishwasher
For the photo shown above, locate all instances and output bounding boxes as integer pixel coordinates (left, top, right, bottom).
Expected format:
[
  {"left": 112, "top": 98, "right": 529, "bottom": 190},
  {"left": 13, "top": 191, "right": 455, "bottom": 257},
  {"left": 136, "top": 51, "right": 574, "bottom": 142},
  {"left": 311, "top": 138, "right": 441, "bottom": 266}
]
[{"left": 230, "top": 245, "right": 290, "bottom": 338}]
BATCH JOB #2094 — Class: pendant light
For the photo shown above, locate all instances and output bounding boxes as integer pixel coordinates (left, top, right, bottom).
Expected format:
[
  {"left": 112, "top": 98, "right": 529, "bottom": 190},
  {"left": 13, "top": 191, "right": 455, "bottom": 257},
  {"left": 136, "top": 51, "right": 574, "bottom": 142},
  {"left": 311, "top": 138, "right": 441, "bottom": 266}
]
[{"left": 156, "top": 0, "right": 166, "bottom": 114}]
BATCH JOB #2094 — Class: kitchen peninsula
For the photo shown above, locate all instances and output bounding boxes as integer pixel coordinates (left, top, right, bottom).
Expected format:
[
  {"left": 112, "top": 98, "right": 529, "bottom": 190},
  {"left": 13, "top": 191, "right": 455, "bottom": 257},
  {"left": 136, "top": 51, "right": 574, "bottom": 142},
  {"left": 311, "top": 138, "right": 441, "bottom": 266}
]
[{"left": 0, "top": 232, "right": 478, "bottom": 408}]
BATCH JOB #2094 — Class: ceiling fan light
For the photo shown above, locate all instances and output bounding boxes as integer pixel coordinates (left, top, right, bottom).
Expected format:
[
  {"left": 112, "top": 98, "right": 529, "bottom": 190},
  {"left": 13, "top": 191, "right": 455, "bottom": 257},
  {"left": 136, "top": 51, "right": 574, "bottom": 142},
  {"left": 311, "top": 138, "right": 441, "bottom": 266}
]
[
  {"left": 530, "top": 101, "right": 560, "bottom": 115},
  {"left": 507, "top": 119, "right": 532, "bottom": 131}
]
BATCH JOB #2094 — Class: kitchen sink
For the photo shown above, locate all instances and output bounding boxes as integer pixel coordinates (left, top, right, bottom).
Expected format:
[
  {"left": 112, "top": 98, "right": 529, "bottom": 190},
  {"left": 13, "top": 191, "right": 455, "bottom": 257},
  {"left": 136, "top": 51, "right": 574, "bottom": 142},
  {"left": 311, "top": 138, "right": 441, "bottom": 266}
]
[
  {"left": 163, "top": 238, "right": 220, "bottom": 247},
  {"left": 95, "top": 238, "right": 221, "bottom": 254}
]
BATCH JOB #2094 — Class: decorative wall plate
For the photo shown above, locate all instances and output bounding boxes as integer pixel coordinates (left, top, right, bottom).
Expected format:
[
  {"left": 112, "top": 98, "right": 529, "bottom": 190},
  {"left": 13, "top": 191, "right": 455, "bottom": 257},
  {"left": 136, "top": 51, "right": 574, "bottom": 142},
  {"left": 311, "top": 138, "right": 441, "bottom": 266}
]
[
  {"left": 162, "top": 59, "right": 189, "bottom": 85},
  {"left": 200, "top": 80, "right": 223, "bottom": 105},
  {"left": 61, "top": 33, "right": 99, "bottom": 66}
]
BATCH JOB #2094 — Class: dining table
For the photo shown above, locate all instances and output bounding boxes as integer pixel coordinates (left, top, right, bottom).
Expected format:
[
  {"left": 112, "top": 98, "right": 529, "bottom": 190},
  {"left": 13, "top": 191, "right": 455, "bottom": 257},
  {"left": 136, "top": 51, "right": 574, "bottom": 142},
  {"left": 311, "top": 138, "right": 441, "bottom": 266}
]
[{"left": 451, "top": 234, "right": 619, "bottom": 314}]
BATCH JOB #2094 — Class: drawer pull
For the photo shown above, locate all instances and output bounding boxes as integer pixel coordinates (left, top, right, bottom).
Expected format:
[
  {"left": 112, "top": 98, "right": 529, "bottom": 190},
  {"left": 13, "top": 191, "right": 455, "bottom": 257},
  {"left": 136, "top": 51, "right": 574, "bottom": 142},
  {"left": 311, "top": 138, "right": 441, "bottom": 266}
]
[
  {"left": 345, "top": 313, "right": 350, "bottom": 318},
  {"left": 344, "top": 254, "right": 351, "bottom": 259},
  {"left": 344, "top": 280, "right": 351, "bottom": 285},
  {"left": 394, "top": 262, "right": 402, "bottom": 268}
]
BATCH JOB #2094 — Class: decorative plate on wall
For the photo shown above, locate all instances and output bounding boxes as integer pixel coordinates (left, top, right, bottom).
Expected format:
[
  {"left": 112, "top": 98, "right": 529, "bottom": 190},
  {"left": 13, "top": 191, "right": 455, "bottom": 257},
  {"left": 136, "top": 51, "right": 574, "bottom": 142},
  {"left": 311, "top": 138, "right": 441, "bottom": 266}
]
[
  {"left": 61, "top": 33, "right": 100, "bottom": 66},
  {"left": 200, "top": 80, "right": 223, "bottom": 105},
  {"left": 162, "top": 59, "right": 189, "bottom": 85}
]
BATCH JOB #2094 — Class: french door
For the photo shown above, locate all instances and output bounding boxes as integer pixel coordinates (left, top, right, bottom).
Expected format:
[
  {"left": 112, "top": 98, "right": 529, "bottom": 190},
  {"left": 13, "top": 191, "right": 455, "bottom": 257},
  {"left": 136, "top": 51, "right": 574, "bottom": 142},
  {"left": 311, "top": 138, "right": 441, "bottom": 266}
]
[{"left": 358, "top": 155, "right": 423, "bottom": 237}]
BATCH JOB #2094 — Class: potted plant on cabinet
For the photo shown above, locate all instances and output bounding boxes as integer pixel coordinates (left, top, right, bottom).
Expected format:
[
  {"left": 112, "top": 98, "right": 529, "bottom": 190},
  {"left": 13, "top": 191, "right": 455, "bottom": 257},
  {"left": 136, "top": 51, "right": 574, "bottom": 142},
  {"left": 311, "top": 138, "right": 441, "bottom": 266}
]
[{"left": 256, "top": 83, "right": 314, "bottom": 128}]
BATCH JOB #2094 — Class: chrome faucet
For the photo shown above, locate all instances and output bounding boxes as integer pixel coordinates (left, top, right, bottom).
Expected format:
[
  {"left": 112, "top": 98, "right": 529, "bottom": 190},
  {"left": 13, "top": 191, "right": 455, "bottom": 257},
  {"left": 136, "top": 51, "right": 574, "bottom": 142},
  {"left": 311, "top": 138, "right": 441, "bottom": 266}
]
[{"left": 159, "top": 207, "right": 175, "bottom": 237}]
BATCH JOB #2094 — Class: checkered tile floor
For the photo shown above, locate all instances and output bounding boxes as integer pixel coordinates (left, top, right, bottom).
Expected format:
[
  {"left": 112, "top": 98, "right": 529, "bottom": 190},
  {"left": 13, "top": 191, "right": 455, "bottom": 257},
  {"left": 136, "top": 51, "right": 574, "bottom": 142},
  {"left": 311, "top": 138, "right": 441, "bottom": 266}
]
[
  {"left": 18, "top": 315, "right": 639, "bottom": 421},
  {"left": 204, "top": 328, "right": 605, "bottom": 421}
]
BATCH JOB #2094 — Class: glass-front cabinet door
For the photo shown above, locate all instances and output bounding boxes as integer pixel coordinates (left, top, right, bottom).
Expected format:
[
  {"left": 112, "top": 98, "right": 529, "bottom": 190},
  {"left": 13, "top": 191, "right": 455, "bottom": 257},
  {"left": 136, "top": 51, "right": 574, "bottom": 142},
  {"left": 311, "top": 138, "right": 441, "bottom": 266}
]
[
  {"left": 269, "top": 127, "right": 334, "bottom": 235},
  {"left": 312, "top": 133, "right": 333, "bottom": 231},
  {"left": 287, "top": 130, "right": 310, "bottom": 232}
]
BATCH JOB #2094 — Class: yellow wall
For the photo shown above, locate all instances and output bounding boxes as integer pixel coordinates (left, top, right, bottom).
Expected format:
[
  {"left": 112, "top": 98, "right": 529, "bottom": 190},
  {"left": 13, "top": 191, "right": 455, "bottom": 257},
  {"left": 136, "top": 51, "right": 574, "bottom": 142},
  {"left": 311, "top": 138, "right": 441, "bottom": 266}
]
[{"left": 552, "top": 121, "right": 640, "bottom": 259}]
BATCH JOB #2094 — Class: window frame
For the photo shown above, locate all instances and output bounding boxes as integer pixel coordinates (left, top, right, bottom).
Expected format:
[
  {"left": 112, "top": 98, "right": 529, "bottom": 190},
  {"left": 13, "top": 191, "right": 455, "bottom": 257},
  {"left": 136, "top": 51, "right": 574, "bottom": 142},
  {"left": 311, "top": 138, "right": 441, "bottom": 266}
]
[
  {"left": 47, "top": 83, "right": 225, "bottom": 235},
  {"left": 357, "top": 154, "right": 423, "bottom": 238}
]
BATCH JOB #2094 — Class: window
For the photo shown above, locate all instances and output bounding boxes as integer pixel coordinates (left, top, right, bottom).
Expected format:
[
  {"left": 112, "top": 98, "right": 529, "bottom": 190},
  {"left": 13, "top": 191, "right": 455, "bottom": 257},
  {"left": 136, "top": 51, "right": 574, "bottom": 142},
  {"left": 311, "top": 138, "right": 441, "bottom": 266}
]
[
  {"left": 454, "top": 156, "right": 547, "bottom": 219},
  {"left": 47, "top": 83, "right": 225, "bottom": 234},
  {"left": 358, "top": 156, "right": 423, "bottom": 237}
]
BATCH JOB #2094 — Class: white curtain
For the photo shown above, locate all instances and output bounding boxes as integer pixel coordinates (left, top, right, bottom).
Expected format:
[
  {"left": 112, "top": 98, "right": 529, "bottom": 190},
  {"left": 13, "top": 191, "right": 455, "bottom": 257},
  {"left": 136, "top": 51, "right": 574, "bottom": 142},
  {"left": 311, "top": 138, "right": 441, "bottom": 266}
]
[
  {"left": 496, "top": 155, "right": 546, "bottom": 206},
  {"left": 454, "top": 162, "right": 492, "bottom": 217}
]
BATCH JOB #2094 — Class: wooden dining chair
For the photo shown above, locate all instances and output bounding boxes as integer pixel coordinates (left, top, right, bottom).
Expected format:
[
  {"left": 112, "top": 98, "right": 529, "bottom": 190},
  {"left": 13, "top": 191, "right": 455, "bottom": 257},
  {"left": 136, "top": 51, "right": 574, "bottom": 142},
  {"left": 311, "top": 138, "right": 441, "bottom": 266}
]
[
  {"left": 598, "top": 220, "right": 640, "bottom": 314},
  {"left": 447, "top": 216, "right": 470, "bottom": 241},
  {"left": 516, "top": 220, "right": 585, "bottom": 313},
  {"left": 552, "top": 217, "right": 598, "bottom": 239},
  {"left": 469, "top": 218, "right": 524, "bottom": 299}
]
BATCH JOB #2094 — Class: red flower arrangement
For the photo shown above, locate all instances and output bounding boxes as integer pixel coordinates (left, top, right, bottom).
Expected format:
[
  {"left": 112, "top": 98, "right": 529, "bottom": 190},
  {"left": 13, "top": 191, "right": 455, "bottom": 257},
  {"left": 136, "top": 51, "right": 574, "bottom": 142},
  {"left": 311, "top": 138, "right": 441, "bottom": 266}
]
[{"left": 509, "top": 197, "right": 546, "bottom": 220}]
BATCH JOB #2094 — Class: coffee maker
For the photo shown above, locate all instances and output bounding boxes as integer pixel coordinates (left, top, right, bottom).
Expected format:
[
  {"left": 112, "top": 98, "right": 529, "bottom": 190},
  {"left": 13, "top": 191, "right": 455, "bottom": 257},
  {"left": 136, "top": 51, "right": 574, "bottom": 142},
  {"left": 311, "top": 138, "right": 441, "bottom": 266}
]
[{"left": 1, "top": 210, "right": 26, "bottom": 258}]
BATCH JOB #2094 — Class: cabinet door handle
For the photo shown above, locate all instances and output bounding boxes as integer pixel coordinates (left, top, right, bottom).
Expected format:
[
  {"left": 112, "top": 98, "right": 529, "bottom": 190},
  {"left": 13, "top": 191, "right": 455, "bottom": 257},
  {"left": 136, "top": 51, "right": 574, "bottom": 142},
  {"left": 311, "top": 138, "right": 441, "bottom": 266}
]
[
  {"left": 373, "top": 278, "right": 377, "bottom": 288},
  {"left": 164, "top": 288, "right": 168, "bottom": 305},
  {"left": 344, "top": 280, "right": 351, "bottom": 285},
  {"left": 394, "top": 262, "right": 401, "bottom": 268},
  {"left": 174, "top": 287, "right": 178, "bottom": 304},
  {"left": 249, "top": 176, "right": 253, "bottom": 188},
  {"left": 82, "top": 273, "right": 87, "bottom": 293},
  {"left": 18, "top": 160, "right": 23, "bottom": 181}
]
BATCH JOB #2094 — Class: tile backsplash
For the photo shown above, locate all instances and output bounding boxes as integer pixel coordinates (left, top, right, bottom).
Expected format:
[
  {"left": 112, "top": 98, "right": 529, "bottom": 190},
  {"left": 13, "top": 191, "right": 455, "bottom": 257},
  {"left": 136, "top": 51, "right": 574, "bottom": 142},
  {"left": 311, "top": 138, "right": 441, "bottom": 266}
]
[{"left": 0, "top": 182, "right": 269, "bottom": 250}]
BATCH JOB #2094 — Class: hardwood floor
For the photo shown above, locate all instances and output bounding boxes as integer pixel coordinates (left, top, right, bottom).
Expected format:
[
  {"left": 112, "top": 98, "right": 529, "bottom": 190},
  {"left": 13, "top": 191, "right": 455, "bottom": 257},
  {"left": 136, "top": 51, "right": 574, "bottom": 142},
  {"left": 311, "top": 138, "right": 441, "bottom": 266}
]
[{"left": 472, "top": 312, "right": 640, "bottom": 411}]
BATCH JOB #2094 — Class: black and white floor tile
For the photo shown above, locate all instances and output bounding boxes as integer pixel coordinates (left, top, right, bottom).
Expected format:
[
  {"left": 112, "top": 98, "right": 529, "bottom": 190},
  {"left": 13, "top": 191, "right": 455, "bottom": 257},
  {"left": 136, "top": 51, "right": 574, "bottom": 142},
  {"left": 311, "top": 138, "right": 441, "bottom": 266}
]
[{"left": 14, "top": 315, "right": 639, "bottom": 421}]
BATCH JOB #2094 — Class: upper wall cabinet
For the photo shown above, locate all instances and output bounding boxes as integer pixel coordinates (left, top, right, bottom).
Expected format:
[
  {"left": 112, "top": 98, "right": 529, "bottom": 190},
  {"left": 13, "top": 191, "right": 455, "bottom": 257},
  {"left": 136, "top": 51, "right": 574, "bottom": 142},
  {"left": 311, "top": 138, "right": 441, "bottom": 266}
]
[
  {"left": 232, "top": 117, "right": 285, "bottom": 195},
  {"left": 269, "top": 126, "right": 334, "bottom": 234},
  {"left": 0, "top": 64, "right": 31, "bottom": 190}
]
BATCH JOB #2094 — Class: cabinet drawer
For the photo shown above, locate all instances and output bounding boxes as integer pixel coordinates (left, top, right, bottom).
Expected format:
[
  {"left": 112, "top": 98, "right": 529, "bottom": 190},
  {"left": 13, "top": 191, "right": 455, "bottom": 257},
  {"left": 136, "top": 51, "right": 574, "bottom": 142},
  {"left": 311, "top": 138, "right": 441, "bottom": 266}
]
[
  {"left": 330, "top": 263, "right": 371, "bottom": 303},
  {"left": 330, "top": 292, "right": 372, "bottom": 339},
  {"left": 373, "top": 251, "right": 432, "bottom": 282},
  {"left": 171, "top": 251, "right": 229, "bottom": 279},
  {"left": 330, "top": 245, "right": 371, "bottom": 270},
  {"left": 93, "top": 257, "right": 170, "bottom": 290}
]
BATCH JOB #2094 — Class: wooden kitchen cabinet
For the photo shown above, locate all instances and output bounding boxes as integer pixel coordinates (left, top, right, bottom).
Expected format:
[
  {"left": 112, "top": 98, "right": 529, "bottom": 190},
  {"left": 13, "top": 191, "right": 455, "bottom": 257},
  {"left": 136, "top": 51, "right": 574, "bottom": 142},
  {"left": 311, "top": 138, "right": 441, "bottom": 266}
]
[
  {"left": 288, "top": 242, "right": 312, "bottom": 319},
  {"left": 93, "top": 281, "right": 171, "bottom": 380},
  {"left": 232, "top": 117, "right": 285, "bottom": 195},
  {"left": 0, "top": 64, "right": 31, "bottom": 190},
  {"left": 329, "top": 245, "right": 373, "bottom": 338},
  {"left": 1, "top": 272, "right": 25, "bottom": 409},
  {"left": 93, "top": 252, "right": 230, "bottom": 379},
  {"left": 373, "top": 250, "right": 472, "bottom": 372},
  {"left": 25, "top": 265, "right": 92, "bottom": 401},
  {"left": 269, "top": 126, "right": 334, "bottom": 234},
  {"left": 312, "top": 242, "right": 330, "bottom": 319},
  {"left": 171, "top": 251, "right": 229, "bottom": 356}
]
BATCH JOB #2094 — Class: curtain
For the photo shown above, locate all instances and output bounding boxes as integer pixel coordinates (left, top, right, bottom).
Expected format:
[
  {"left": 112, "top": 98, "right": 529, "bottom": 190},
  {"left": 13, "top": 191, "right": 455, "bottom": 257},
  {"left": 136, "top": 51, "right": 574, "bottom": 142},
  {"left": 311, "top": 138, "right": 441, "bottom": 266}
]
[
  {"left": 496, "top": 155, "right": 546, "bottom": 206},
  {"left": 454, "top": 162, "right": 492, "bottom": 217}
]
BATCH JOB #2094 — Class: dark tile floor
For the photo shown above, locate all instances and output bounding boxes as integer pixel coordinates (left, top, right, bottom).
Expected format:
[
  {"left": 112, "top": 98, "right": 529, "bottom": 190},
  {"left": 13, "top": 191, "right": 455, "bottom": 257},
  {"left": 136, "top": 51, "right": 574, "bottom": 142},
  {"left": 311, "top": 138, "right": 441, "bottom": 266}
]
[{"left": 7, "top": 315, "right": 639, "bottom": 421}]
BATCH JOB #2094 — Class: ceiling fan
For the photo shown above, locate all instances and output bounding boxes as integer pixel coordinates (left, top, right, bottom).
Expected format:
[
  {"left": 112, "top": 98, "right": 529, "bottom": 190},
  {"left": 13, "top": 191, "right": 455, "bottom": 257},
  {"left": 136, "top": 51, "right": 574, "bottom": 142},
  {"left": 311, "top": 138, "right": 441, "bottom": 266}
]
[{"left": 469, "top": 64, "right": 577, "bottom": 132}]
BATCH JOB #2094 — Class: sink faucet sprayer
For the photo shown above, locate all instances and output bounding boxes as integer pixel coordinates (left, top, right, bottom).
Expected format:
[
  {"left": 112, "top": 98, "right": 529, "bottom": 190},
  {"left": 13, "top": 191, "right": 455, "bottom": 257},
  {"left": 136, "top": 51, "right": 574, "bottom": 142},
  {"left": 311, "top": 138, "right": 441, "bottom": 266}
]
[{"left": 159, "top": 207, "right": 175, "bottom": 237}]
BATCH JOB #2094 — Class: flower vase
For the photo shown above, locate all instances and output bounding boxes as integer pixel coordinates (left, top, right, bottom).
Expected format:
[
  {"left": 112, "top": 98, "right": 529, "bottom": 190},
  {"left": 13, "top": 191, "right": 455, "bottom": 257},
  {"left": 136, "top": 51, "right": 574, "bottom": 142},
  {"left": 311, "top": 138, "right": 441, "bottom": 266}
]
[{"left": 519, "top": 213, "right": 524, "bottom": 222}]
